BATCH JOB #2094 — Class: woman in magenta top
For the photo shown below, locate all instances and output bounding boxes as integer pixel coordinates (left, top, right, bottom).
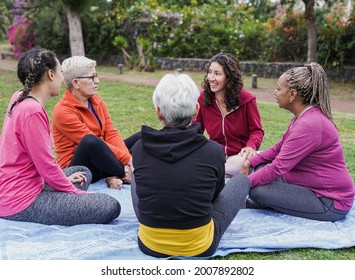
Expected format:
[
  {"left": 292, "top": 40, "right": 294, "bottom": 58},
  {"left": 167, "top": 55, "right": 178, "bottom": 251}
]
[
  {"left": 242, "top": 63, "right": 354, "bottom": 221},
  {"left": 0, "top": 48, "right": 120, "bottom": 225},
  {"left": 194, "top": 53, "right": 264, "bottom": 176}
]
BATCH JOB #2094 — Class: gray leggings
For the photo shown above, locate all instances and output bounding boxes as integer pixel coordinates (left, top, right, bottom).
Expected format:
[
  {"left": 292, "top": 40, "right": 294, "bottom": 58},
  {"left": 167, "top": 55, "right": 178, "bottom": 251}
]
[
  {"left": 131, "top": 173, "right": 251, "bottom": 258},
  {"left": 2, "top": 166, "right": 121, "bottom": 226},
  {"left": 249, "top": 168, "right": 348, "bottom": 222}
]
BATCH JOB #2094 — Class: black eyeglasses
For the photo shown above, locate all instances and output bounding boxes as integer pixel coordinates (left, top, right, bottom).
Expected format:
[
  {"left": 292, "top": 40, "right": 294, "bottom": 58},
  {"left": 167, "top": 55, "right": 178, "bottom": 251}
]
[{"left": 75, "top": 73, "right": 99, "bottom": 83}]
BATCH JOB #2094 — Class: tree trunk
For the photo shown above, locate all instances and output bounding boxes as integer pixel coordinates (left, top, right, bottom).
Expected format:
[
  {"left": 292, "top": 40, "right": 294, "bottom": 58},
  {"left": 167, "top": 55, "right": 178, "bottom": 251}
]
[
  {"left": 304, "top": 0, "right": 317, "bottom": 62},
  {"left": 65, "top": 6, "right": 85, "bottom": 56}
]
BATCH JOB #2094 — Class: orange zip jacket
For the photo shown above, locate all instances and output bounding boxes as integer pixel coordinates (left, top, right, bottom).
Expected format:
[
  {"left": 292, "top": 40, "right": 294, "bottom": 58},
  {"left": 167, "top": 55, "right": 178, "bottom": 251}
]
[{"left": 52, "top": 89, "right": 130, "bottom": 168}]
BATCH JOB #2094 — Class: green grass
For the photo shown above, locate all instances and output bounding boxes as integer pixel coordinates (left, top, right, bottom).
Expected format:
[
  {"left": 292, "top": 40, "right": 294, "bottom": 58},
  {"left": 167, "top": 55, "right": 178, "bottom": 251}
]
[
  {"left": 0, "top": 68, "right": 354, "bottom": 260},
  {"left": 97, "top": 65, "right": 355, "bottom": 101}
]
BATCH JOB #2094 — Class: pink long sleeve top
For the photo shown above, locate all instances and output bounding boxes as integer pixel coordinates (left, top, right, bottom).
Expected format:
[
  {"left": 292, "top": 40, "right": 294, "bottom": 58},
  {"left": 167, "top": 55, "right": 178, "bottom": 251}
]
[
  {"left": 248, "top": 106, "right": 354, "bottom": 211},
  {"left": 0, "top": 92, "right": 86, "bottom": 217}
]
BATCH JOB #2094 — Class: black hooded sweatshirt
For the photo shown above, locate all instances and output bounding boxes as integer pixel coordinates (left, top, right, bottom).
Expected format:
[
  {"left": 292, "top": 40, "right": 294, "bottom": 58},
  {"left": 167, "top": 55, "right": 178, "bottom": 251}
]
[{"left": 132, "top": 123, "right": 225, "bottom": 230}]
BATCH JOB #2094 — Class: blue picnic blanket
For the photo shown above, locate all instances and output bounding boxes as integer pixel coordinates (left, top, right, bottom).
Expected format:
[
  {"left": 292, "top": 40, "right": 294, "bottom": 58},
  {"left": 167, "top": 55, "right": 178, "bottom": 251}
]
[{"left": 0, "top": 180, "right": 354, "bottom": 260}]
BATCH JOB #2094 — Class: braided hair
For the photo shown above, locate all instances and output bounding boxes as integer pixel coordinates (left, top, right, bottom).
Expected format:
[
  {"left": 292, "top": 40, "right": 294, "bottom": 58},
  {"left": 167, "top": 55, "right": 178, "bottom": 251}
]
[
  {"left": 202, "top": 53, "right": 243, "bottom": 112},
  {"left": 284, "top": 62, "right": 333, "bottom": 121},
  {"left": 8, "top": 48, "right": 58, "bottom": 115}
]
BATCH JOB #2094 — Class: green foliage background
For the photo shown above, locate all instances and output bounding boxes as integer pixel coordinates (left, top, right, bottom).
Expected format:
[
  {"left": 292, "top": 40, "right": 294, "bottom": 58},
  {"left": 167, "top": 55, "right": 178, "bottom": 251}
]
[{"left": 1, "top": 0, "right": 354, "bottom": 67}]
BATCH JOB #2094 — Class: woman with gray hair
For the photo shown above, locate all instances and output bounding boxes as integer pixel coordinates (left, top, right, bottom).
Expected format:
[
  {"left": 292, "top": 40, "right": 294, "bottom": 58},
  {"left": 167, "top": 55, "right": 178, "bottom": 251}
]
[
  {"left": 242, "top": 63, "right": 354, "bottom": 221},
  {"left": 131, "top": 73, "right": 250, "bottom": 258},
  {"left": 52, "top": 56, "right": 139, "bottom": 189}
]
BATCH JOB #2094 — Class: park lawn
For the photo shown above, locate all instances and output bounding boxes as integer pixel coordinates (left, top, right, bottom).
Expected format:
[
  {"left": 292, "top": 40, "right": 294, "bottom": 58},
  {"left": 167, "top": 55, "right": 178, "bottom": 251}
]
[{"left": 0, "top": 68, "right": 354, "bottom": 260}]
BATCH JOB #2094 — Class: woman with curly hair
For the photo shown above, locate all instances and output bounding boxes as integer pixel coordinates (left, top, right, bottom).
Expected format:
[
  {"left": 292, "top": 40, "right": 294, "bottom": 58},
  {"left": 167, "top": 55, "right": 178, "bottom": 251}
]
[{"left": 194, "top": 53, "right": 264, "bottom": 177}]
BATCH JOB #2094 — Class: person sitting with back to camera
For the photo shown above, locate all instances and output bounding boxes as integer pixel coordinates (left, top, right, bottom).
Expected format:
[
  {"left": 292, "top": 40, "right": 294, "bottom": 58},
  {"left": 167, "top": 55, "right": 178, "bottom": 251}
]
[
  {"left": 131, "top": 72, "right": 251, "bottom": 258},
  {"left": 194, "top": 53, "right": 264, "bottom": 177},
  {"left": 52, "top": 56, "right": 140, "bottom": 189}
]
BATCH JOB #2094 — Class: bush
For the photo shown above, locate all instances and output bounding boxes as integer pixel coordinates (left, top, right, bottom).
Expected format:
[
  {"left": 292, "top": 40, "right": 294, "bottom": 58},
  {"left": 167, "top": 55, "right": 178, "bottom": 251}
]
[
  {"left": 11, "top": 0, "right": 355, "bottom": 67},
  {"left": 318, "top": 2, "right": 355, "bottom": 67},
  {"left": 8, "top": 18, "right": 36, "bottom": 58}
]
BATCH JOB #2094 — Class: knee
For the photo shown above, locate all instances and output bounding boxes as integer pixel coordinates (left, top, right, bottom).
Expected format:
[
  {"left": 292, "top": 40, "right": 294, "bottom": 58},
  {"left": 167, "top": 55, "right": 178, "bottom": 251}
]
[
  {"left": 81, "top": 134, "right": 106, "bottom": 153},
  {"left": 81, "top": 134, "right": 101, "bottom": 147},
  {"left": 228, "top": 173, "right": 251, "bottom": 190},
  {"left": 249, "top": 186, "right": 263, "bottom": 202},
  {"left": 106, "top": 197, "right": 121, "bottom": 222}
]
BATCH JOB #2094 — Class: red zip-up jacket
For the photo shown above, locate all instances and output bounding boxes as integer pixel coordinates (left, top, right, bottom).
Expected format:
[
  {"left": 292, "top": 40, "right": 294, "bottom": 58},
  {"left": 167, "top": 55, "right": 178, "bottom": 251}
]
[{"left": 195, "top": 89, "right": 264, "bottom": 157}]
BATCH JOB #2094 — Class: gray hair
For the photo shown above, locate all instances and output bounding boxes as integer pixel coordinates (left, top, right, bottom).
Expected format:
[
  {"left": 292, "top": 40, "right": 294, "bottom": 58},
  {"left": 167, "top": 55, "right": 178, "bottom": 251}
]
[
  {"left": 61, "top": 56, "right": 96, "bottom": 90},
  {"left": 284, "top": 62, "right": 332, "bottom": 121},
  {"left": 153, "top": 73, "right": 200, "bottom": 127}
]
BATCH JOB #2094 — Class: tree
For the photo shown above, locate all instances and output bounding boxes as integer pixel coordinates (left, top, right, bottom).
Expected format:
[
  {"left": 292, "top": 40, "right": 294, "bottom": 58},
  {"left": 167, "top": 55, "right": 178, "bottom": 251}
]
[
  {"left": 281, "top": 0, "right": 350, "bottom": 63},
  {"left": 303, "top": 0, "right": 316, "bottom": 62},
  {"left": 0, "top": 0, "right": 13, "bottom": 41},
  {"left": 62, "top": 0, "right": 90, "bottom": 56},
  {"left": 281, "top": 0, "right": 316, "bottom": 62}
]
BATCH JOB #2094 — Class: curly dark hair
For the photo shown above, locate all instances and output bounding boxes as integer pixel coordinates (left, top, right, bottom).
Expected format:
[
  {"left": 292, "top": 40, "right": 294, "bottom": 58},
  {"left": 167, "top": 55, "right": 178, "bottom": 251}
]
[
  {"left": 201, "top": 53, "right": 243, "bottom": 111},
  {"left": 8, "top": 48, "right": 58, "bottom": 115}
]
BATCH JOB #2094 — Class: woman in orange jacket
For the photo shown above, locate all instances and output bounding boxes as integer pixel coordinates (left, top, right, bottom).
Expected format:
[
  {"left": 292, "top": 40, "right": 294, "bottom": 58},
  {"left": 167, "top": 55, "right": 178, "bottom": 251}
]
[{"left": 52, "top": 56, "right": 140, "bottom": 189}]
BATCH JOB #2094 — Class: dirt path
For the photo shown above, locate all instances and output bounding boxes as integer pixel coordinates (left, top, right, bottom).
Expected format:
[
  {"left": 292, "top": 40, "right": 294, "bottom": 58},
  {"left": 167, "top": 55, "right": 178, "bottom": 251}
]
[{"left": 1, "top": 58, "right": 354, "bottom": 114}]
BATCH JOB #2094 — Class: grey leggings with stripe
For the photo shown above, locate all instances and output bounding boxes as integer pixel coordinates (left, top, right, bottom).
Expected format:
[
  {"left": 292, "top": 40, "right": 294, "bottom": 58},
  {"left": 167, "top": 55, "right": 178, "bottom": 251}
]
[
  {"left": 2, "top": 166, "right": 121, "bottom": 226},
  {"left": 249, "top": 165, "right": 348, "bottom": 222}
]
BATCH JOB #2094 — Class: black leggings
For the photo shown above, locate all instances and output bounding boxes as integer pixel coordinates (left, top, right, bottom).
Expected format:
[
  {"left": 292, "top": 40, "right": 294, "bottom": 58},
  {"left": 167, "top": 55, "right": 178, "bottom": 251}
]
[{"left": 69, "top": 132, "right": 140, "bottom": 183}]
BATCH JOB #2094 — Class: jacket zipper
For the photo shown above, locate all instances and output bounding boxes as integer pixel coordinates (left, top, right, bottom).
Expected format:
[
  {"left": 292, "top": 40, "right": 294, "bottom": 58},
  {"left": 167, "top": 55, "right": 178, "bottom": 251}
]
[
  {"left": 215, "top": 100, "right": 238, "bottom": 158},
  {"left": 215, "top": 100, "right": 229, "bottom": 158}
]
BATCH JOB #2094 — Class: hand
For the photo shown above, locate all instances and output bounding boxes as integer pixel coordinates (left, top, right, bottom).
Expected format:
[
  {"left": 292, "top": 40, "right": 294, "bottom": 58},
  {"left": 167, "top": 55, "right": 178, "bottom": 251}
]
[
  {"left": 122, "top": 157, "right": 134, "bottom": 183},
  {"left": 239, "top": 147, "right": 256, "bottom": 160},
  {"left": 127, "top": 158, "right": 134, "bottom": 173},
  {"left": 68, "top": 172, "right": 87, "bottom": 187},
  {"left": 240, "top": 159, "right": 251, "bottom": 176},
  {"left": 122, "top": 165, "right": 132, "bottom": 183}
]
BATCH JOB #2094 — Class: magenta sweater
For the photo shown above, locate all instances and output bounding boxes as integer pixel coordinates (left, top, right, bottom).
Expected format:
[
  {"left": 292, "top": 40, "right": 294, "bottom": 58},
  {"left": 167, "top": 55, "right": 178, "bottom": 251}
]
[
  {"left": 0, "top": 92, "right": 85, "bottom": 217},
  {"left": 195, "top": 89, "right": 264, "bottom": 156},
  {"left": 249, "top": 107, "right": 355, "bottom": 211}
]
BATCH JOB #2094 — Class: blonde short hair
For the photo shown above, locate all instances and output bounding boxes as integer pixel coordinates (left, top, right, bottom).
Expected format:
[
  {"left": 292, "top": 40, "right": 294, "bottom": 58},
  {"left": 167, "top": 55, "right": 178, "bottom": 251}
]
[{"left": 61, "top": 56, "right": 96, "bottom": 89}]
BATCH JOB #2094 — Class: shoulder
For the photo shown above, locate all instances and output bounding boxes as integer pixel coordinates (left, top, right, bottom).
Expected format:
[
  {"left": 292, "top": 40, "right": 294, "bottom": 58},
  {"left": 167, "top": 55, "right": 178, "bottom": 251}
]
[
  {"left": 16, "top": 99, "right": 48, "bottom": 124},
  {"left": 204, "top": 139, "right": 224, "bottom": 157},
  {"left": 53, "top": 90, "right": 72, "bottom": 110},
  {"left": 298, "top": 107, "right": 325, "bottom": 126},
  {"left": 239, "top": 88, "right": 256, "bottom": 105},
  {"left": 299, "top": 107, "right": 336, "bottom": 132},
  {"left": 9, "top": 90, "right": 21, "bottom": 103},
  {"left": 53, "top": 96, "right": 74, "bottom": 116},
  {"left": 19, "top": 98, "right": 43, "bottom": 113}
]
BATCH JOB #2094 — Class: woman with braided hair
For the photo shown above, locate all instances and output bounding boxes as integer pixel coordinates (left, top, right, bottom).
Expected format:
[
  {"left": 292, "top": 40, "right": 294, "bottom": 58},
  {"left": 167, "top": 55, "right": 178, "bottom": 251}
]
[
  {"left": 241, "top": 62, "right": 354, "bottom": 221},
  {"left": 0, "top": 48, "right": 121, "bottom": 225}
]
